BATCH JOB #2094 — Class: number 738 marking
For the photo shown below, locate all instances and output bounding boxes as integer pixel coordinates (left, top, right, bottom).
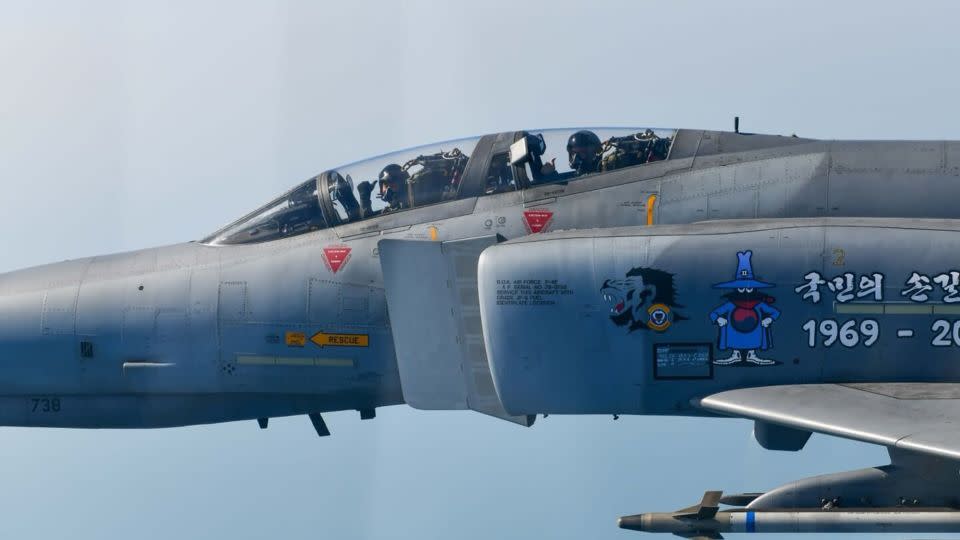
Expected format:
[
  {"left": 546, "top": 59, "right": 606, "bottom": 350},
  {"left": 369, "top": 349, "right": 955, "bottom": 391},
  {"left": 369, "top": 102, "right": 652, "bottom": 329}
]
[
  {"left": 802, "top": 318, "right": 879, "bottom": 348},
  {"left": 30, "top": 398, "right": 61, "bottom": 413}
]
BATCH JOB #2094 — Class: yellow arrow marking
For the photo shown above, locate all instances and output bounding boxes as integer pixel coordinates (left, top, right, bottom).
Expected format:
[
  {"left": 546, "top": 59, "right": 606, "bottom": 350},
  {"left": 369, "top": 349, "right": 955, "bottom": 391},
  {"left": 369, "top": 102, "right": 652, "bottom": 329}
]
[{"left": 310, "top": 331, "right": 369, "bottom": 348}]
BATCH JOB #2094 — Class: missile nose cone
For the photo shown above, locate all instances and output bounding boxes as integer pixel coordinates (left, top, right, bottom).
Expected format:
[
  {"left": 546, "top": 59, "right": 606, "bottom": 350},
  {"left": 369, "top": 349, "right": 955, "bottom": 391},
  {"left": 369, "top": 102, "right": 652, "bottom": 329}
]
[{"left": 617, "top": 514, "right": 645, "bottom": 531}]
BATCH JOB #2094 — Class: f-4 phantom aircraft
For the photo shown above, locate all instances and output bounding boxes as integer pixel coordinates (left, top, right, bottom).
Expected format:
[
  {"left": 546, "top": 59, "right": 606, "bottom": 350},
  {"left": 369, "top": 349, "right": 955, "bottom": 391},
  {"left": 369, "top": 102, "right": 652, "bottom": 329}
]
[{"left": 6, "top": 125, "right": 960, "bottom": 535}]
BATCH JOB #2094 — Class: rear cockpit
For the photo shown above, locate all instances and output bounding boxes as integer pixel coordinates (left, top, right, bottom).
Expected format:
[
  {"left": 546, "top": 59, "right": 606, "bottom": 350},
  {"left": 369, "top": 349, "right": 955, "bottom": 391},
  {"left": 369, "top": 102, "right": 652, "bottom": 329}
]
[
  {"left": 203, "top": 127, "right": 677, "bottom": 245},
  {"left": 516, "top": 128, "right": 673, "bottom": 184}
]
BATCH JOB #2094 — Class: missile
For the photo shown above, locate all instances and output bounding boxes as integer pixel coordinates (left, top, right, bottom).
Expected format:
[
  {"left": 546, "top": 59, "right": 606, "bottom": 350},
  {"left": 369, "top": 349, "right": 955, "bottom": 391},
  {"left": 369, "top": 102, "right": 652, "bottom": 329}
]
[{"left": 619, "top": 492, "right": 960, "bottom": 536}]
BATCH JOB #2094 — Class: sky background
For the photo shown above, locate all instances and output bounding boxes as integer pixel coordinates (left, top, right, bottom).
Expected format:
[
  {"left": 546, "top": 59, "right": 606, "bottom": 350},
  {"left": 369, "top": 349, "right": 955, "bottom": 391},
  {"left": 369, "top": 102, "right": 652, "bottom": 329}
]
[{"left": 1, "top": 1, "right": 959, "bottom": 538}]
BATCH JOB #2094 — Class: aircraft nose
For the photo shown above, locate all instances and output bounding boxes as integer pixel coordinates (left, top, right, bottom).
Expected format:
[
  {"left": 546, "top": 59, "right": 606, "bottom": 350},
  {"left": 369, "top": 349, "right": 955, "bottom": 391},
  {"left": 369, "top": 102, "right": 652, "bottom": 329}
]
[
  {"left": 0, "top": 261, "right": 86, "bottom": 392},
  {"left": 0, "top": 249, "right": 203, "bottom": 397}
]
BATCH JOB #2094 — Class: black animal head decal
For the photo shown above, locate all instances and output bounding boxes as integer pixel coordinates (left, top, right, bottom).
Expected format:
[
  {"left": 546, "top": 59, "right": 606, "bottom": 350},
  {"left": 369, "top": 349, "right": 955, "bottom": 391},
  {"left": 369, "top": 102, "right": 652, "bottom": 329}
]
[{"left": 601, "top": 267, "right": 686, "bottom": 332}]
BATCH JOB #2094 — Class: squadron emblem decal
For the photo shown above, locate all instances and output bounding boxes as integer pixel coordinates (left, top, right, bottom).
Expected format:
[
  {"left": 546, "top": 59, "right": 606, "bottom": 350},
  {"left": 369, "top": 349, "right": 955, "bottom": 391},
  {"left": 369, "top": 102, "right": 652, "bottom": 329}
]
[
  {"left": 646, "top": 303, "right": 673, "bottom": 331},
  {"left": 601, "top": 267, "right": 686, "bottom": 332},
  {"left": 709, "top": 250, "right": 781, "bottom": 366}
]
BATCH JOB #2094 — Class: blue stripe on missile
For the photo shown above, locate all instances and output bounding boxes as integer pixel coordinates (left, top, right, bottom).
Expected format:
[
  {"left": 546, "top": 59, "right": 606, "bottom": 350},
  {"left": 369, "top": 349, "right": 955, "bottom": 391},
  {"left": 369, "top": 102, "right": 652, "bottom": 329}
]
[{"left": 746, "top": 511, "right": 756, "bottom": 533}]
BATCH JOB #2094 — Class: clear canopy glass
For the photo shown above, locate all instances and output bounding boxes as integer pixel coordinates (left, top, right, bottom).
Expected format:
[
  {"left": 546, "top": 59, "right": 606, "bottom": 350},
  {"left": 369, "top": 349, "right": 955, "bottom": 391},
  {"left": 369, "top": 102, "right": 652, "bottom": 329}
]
[
  {"left": 203, "top": 127, "right": 675, "bottom": 245},
  {"left": 516, "top": 127, "right": 675, "bottom": 184},
  {"left": 326, "top": 136, "right": 481, "bottom": 223},
  {"left": 204, "top": 178, "right": 325, "bottom": 245}
]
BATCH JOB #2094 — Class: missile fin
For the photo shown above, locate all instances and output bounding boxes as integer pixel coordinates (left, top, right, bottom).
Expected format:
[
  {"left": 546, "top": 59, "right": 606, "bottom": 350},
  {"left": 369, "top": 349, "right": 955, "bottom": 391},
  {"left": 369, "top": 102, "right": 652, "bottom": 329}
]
[
  {"left": 674, "top": 491, "right": 723, "bottom": 519},
  {"left": 672, "top": 532, "right": 723, "bottom": 539}
]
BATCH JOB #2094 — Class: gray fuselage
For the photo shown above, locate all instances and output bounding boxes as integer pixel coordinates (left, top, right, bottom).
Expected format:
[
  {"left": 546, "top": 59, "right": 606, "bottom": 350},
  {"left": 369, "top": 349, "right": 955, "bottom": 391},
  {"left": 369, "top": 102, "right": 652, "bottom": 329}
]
[{"left": 1, "top": 129, "right": 957, "bottom": 428}]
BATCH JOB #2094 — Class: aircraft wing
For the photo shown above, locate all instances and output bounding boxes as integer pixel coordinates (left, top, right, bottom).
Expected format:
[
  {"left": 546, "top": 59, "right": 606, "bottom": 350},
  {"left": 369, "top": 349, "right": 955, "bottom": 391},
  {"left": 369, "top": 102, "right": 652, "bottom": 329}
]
[{"left": 696, "top": 383, "right": 960, "bottom": 460}]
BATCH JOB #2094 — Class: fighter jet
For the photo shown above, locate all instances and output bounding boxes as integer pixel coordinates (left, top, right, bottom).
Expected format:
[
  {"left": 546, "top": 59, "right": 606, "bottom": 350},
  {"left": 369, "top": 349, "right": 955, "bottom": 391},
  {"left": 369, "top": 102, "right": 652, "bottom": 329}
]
[{"left": 6, "top": 125, "right": 960, "bottom": 534}]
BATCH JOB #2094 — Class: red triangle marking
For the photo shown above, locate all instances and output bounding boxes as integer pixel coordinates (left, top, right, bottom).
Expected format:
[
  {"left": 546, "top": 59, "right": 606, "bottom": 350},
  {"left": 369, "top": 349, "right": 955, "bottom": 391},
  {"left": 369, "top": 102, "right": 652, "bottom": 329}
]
[
  {"left": 323, "top": 246, "right": 352, "bottom": 273},
  {"left": 523, "top": 209, "right": 554, "bottom": 234}
]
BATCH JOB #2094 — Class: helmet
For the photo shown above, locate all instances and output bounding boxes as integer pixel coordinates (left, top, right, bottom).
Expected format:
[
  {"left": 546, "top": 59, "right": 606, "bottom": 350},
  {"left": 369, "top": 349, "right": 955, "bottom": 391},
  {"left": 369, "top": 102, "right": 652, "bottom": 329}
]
[
  {"left": 379, "top": 164, "right": 409, "bottom": 208},
  {"left": 566, "top": 130, "right": 602, "bottom": 174},
  {"left": 379, "top": 164, "right": 409, "bottom": 186}
]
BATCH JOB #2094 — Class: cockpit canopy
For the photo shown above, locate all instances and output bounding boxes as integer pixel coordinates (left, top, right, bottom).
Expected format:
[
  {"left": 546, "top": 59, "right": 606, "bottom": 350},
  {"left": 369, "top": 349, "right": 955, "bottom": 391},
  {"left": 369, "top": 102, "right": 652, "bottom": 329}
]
[
  {"left": 203, "top": 127, "right": 675, "bottom": 245},
  {"left": 324, "top": 136, "right": 481, "bottom": 223}
]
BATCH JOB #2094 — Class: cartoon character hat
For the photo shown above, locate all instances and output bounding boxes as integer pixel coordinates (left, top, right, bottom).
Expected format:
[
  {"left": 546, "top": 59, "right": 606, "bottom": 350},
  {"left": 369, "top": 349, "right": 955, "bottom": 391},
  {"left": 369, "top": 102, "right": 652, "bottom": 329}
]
[{"left": 712, "top": 250, "right": 775, "bottom": 289}]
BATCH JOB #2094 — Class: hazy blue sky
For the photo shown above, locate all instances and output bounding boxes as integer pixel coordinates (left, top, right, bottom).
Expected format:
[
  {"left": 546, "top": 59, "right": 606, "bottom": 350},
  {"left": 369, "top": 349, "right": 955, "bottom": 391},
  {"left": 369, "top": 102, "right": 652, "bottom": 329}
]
[{"left": 2, "top": 2, "right": 960, "bottom": 539}]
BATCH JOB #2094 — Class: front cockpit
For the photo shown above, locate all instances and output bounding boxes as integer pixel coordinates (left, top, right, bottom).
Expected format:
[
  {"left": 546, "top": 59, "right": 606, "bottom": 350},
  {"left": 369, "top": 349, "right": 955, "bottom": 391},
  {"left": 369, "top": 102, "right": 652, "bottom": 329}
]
[
  {"left": 202, "top": 127, "right": 677, "bottom": 246},
  {"left": 324, "top": 136, "right": 481, "bottom": 223}
]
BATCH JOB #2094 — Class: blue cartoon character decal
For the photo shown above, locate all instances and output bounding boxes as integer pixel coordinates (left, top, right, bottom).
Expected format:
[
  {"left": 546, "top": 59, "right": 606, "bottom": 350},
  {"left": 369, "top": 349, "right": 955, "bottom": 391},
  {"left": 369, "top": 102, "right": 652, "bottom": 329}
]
[{"left": 709, "top": 250, "right": 781, "bottom": 366}]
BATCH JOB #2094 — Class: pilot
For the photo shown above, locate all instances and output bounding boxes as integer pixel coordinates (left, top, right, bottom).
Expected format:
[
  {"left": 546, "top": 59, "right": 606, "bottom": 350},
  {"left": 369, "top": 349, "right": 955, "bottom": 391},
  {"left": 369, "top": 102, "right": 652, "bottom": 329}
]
[
  {"left": 566, "top": 130, "right": 603, "bottom": 176},
  {"left": 356, "top": 180, "right": 377, "bottom": 218},
  {"left": 379, "top": 164, "right": 410, "bottom": 211}
]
